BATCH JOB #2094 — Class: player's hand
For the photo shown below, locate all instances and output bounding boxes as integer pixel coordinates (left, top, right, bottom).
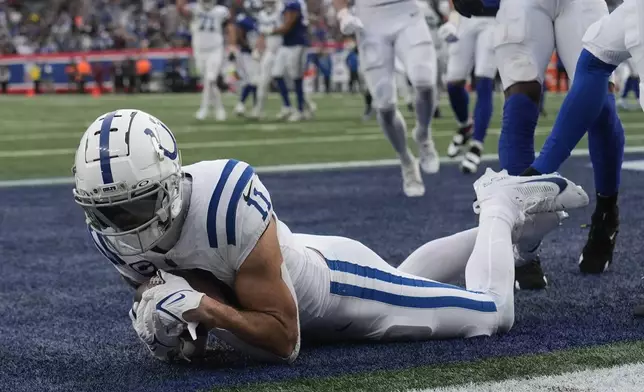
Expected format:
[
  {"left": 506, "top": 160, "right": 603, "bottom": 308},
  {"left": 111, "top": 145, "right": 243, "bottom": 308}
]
[
  {"left": 336, "top": 8, "right": 363, "bottom": 36},
  {"left": 452, "top": 0, "right": 499, "bottom": 18},
  {"left": 130, "top": 270, "right": 205, "bottom": 362},
  {"left": 438, "top": 22, "right": 459, "bottom": 43},
  {"left": 259, "top": 25, "right": 274, "bottom": 35}
]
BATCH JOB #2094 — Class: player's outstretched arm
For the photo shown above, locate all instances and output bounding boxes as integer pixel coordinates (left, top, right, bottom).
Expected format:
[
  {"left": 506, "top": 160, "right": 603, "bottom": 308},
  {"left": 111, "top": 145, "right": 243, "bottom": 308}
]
[{"left": 184, "top": 219, "right": 300, "bottom": 361}]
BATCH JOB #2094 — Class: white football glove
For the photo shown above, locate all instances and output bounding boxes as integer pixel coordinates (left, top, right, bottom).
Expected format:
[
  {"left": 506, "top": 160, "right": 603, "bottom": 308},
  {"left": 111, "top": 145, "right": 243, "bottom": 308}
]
[
  {"left": 130, "top": 270, "right": 205, "bottom": 362},
  {"left": 258, "top": 25, "right": 274, "bottom": 35},
  {"left": 336, "top": 8, "right": 364, "bottom": 35},
  {"left": 438, "top": 22, "right": 459, "bottom": 43}
]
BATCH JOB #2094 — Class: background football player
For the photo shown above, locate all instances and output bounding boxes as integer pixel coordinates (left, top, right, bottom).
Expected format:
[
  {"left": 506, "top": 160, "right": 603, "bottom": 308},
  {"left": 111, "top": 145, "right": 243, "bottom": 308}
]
[
  {"left": 177, "top": 0, "right": 232, "bottom": 121},
  {"left": 261, "top": 0, "right": 314, "bottom": 122},
  {"left": 234, "top": 11, "right": 260, "bottom": 117},
  {"left": 73, "top": 109, "right": 589, "bottom": 363},
  {"left": 334, "top": 0, "right": 440, "bottom": 197},
  {"left": 440, "top": 5, "right": 497, "bottom": 175}
]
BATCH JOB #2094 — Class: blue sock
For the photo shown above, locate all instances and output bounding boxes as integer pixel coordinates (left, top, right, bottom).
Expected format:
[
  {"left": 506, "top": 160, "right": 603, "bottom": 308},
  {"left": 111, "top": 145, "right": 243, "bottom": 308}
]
[
  {"left": 250, "top": 85, "right": 257, "bottom": 105},
  {"left": 588, "top": 94, "right": 624, "bottom": 196},
  {"left": 532, "top": 49, "right": 616, "bottom": 174},
  {"left": 498, "top": 93, "right": 540, "bottom": 175},
  {"left": 473, "top": 77, "right": 494, "bottom": 143},
  {"left": 240, "top": 85, "right": 252, "bottom": 104},
  {"left": 294, "top": 78, "right": 305, "bottom": 112},
  {"left": 275, "top": 78, "right": 291, "bottom": 107},
  {"left": 633, "top": 77, "right": 640, "bottom": 99},
  {"left": 447, "top": 83, "right": 470, "bottom": 124},
  {"left": 622, "top": 77, "right": 634, "bottom": 98}
]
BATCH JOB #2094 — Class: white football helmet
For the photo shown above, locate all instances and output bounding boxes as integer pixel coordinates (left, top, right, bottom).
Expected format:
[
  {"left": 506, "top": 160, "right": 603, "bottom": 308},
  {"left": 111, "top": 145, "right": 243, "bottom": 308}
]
[{"left": 73, "top": 109, "right": 183, "bottom": 256}]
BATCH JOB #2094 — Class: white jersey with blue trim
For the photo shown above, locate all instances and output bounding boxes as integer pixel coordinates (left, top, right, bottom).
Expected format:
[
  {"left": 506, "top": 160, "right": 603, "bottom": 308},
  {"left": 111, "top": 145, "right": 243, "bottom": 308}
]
[
  {"left": 92, "top": 159, "right": 508, "bottom": 342},
  {"left": 187, "top": 3, "right": 229, "bottom": 52},
  {"left": 257, "top": 7, "right": 283, "bottom": 52},
  {"left": 353, "top": 0, "right": 420, "bottom": 33}
]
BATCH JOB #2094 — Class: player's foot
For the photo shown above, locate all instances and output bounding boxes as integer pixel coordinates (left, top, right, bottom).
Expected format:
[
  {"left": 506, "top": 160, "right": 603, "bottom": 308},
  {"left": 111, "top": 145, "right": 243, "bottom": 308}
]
[
  {"left": 215, "top": 108, "right": 227, "bottom": 122},
  {"left": 195, "top": 108, "right": 208, "bottom": 121},
  {"left": 401, "top": 158, "right": 425, "bottom": 197},
  {"left": 460, "top": 140, "right": 483, "bottom": 174},
  {"left": 472, "top": 169, "right": 589, "bottom": 215},
  {"left": 446, "top": 123, "right": 473, "bottom": 158},
  {"left": 288, "top": 111, "right": 304, "bottom": 122},
  {"left": 234, "top": 102, "right": 245, "bottom": 117},
  {"left": 276, "top": 106, "right": 293, "bottom": 120},
  {"left": 306, "top": 99, "right": 317, "bottom": 114},
  {"left": 514, "top": 256, "right": 548, "bottom": 290},
  {"left": 248, "top": 107, "right": 263, "bottom": 120},
  {"left": 413, "top": 127, "right": 440, "bottom": 174},
  {"left": 579, "top": 203, "right": 619, "bottom": 274}
]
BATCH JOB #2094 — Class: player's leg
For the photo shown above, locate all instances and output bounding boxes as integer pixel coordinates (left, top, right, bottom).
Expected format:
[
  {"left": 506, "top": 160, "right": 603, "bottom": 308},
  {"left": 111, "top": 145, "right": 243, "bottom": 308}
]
[
  {"left": 529, "top": 0, "right": 628, "bottom": 273},
  {"left": 445, "top": 20, "right": 476, "bottom": 158},
  {"left": 194, "top": 52, "right": 211, "bottom": 120},
  {"left": 394, "top": 57, "right": 414, "bottom": 112},
  {"left": 206, "top": 50, "right": 226, "bottom": 121},
  {"left": 494, "top": 0, "right": 555, "bottom": 289},
  {"left": 395, "top": 16, "right": 440, "bottom": 174},
  {"left": 251, "top": 50, "right": 275, "bottom": 118},
  {"left": 359, "top": 30, "right": 423, "bottom": 197},
  {"left": 461, "top": 20, "right": 497, "bottom": 174},
  {"left": 273, "top": 47, "right": 293, "bottom": 119},
  {"left": 285, "top": 45, "right": 309, "bottom": 122},
  {"left": 235, "top": 53, "right": 254, "bottom": 116}
]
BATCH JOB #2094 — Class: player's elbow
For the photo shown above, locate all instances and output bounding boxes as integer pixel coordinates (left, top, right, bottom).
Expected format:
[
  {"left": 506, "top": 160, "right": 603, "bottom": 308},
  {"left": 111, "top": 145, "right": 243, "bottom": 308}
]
[{"left": 275, "top": 318, "right": 299, "bottom": 359}]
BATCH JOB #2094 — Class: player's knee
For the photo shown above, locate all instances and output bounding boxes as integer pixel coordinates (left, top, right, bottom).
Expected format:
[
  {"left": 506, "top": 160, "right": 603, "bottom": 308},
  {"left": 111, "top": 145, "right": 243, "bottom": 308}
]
[
  {"left": 504, "top": 81, "right": 542, "bottom": 104},
  {"left": 376, "top": 106, "right": 396, "bottom": 122},
  {"left": 408, "top": 64, "right": 436, "bottom": 88},
  {"left": 371, "top": 79, "right": 396, "bottom": 110}
]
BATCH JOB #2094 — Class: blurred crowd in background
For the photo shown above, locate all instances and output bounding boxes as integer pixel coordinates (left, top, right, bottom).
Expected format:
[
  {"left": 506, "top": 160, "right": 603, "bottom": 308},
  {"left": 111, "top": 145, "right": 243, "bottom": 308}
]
[{"left": 0, "top": 0, "right": 336, "bottom": 55}]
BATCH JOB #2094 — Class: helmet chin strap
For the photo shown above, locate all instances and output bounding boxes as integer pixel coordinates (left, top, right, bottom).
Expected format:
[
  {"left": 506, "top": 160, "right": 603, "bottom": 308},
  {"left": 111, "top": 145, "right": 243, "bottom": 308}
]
[{"left": 154, "top": 179, "right": 192, "bottom": 252}]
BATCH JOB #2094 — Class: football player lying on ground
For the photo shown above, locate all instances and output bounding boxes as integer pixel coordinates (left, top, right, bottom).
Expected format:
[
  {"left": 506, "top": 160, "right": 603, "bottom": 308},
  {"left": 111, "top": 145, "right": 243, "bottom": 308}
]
[{"left": 73, "top": 110, "right": 589, "bottom": 363}]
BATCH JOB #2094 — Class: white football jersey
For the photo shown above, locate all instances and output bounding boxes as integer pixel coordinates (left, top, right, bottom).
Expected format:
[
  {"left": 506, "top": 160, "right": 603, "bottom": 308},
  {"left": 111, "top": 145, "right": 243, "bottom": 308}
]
[
  {"left": 187, "top": 3, "right": 229, "bottom": 51},
  {"left": 257, "top": 7, "right": 283, "bottom": 52},
  {"left": 92, "top": 159, "right": 332, "bottom": 324}
]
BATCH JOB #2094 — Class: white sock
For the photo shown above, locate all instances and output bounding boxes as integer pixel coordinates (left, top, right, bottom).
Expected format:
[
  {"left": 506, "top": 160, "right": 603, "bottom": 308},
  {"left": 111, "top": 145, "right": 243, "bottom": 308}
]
[
  {"left": 465, "top": 201, "right": 518, "bottom": 332},
  {"left": 200, "top": 81, "right": 212, "bottom": 111},
  {"left": 377, "top": 108, "right": 413, "bottom": 166}
]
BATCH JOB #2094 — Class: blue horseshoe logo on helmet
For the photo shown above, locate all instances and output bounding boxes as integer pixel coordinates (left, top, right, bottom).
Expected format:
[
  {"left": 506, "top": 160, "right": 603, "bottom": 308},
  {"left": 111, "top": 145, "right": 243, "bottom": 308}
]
[{"left": 144, "top": 119, "right": 178, "bottom": 160}]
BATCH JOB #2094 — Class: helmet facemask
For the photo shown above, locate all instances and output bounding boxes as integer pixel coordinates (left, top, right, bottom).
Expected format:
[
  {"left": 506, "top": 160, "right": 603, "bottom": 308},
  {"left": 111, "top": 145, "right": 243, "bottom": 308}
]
[{"left": 74, "top": 170, "right": 183, "bottom": 256}]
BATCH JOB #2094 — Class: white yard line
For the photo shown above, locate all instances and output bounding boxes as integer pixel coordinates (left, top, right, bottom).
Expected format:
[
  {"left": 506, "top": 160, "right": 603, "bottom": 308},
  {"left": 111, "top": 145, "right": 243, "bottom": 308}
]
[
  {"left": 3, "top": 146, "right": 644, "bottom": 188},
  {"left": 417, "top": 362, "right": 644, "bottom": 392}
]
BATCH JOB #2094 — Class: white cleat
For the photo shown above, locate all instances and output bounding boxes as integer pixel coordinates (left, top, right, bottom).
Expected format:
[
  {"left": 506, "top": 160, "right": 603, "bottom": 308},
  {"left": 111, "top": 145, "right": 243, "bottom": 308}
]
[
  {"left": 215, "top": 108, "right": 227, "bottom": 122},
  {"left": 401, "top": 159, "right": 425, "bottom": 197},
  {"left": 306, "top": 99, "right": 317, "bottom": 114},
  {"left": 460, "top": 140, "right": 483, "bottom": 174},
  {"left": 276, "top": 106, "right": 293, "bottom": 120},
  {"left": 288, "top": 111, "right": 304, "bottom": 122},
  {"left": 248, "top": 107, "right": 264, "bottom": 120},
  {"left": 472, "top": 168, "right": 589, "bottom": 215},
  {"left": 195, "top": 108, "right": 208, "bottom": 121},
  {"left": 234, "top": 102, "right": 245, "bottom": 117},
  {"left": 413, "top": 127, "right": 440, "bottom": 174}
]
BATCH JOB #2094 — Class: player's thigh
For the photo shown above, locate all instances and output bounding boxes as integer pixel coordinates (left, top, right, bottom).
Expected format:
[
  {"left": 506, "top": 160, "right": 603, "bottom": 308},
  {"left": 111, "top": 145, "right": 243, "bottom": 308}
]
[
  {"left": 445, "top": 31, "right": 476, "bottom": 82},
  {"left": 317, "top": 237, "right": 501, "bottom": 341},
  {"left": 582, "top": 0, "right": 633, "bottom": 67},
  {"left": 357, "top": 32, "right": 396, "bottom": 108},
  {"left": 494, "top": 0, "right": 555, "bottom": 89},
  {"left": 555, "top": 0, "right": 609, "bottom": 79},
  {"left": 474, "top": 23, "right": 498, "bottom": 78},
  {"left": 394, "top": 17, "right": 437, "bottom": 88},
  {"left": 194, "top": 53, "right": 207, "bottom": 77},
  {"left": 285, "top": 46, "right": 307, "bottom": 79},
  {"left": 271, "top": 47, "right": 288, "bottom": 78},
  {"left": 204, "top": 50, "right": 224, "bottom": 82}
]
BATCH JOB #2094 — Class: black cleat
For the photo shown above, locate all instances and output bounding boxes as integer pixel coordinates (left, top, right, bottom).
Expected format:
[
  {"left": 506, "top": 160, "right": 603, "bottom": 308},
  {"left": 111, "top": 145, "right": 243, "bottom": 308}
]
[
  {"left": 634, "top": 303, "right": 644, "bottom": 317},
  {"left": 515, "top": 257, "right": 548, "bottom": 290},
  {"left": 579, "top": 204, "right": 619, "bottom": 274},
  {"left": 446, "top": 123, "right": 473, "bottom": 158}
]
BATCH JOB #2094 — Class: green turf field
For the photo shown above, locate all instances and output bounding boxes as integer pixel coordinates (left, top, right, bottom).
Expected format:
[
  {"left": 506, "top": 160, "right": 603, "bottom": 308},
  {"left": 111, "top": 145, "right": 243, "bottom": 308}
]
[{"left": 1, "top": 92, "right": 643, "bottom": 180}]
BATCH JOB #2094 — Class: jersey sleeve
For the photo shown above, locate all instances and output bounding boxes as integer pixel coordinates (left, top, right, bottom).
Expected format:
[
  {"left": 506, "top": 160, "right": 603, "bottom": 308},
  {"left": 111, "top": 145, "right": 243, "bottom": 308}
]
[
  {"left": 206, "top": 161, "right": 274, "bottom": 272},
  {"left": 284, "top": 0, "right": 302, "bottom": 12},
  {"left": 89, "top": 230, "right": 158, "bottom": 286}
]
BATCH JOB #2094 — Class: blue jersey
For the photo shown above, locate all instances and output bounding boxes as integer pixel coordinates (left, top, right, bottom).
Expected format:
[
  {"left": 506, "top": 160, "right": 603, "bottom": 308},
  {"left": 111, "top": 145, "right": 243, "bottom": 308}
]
[
  {"left": 282, "top": 0, "right": 309, "bottom": 47},
  {"left": 236, "top": 13, "right": 257, "bottom": 53}
]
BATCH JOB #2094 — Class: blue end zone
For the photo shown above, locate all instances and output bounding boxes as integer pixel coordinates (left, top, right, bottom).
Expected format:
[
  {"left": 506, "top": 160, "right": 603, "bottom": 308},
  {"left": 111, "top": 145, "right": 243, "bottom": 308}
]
[{"left": 2, "top": 155, "right": 644, "bottom": 391}]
